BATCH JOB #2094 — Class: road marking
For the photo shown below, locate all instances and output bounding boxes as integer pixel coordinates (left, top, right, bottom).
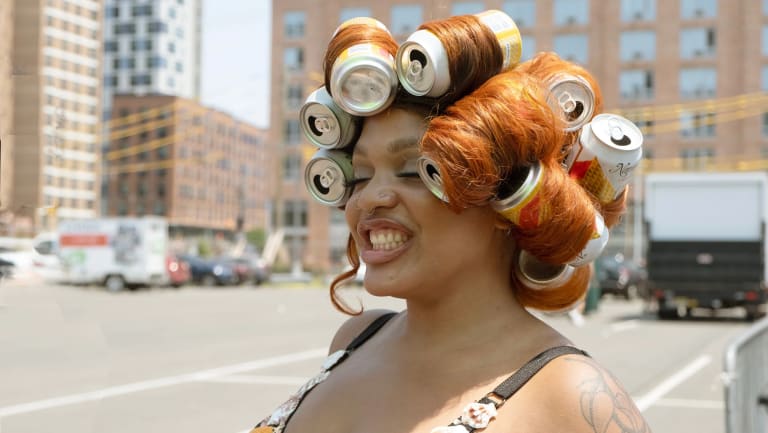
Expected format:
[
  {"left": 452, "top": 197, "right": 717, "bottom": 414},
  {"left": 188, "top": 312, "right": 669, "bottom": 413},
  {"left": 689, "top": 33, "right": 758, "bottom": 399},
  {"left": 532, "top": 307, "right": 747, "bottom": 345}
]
[
  {"left": 655, "top": 397, "right": 724, "bottom": 409},
  {"left": 198, "top": 374, "right": 310, "bottom": 386},
  {"left": 633, "top": 354, "right": 712, "bottom": 412},
  {"left": 601, "top": 319, "right": 639, "bottom": 337},
  {"left": 0, "top": 348, "right": 327, "bottom": 418}
]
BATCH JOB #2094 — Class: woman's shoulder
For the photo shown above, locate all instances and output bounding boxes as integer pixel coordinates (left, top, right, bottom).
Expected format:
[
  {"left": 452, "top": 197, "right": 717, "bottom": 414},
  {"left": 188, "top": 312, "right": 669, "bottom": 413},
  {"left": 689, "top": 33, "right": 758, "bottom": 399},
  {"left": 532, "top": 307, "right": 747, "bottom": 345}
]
[
  {"left": 327, "top": 308, "right": 399, "bottom": 353},
  {"left": 508, "top": 349, "right": 651, "bottom": 432}
]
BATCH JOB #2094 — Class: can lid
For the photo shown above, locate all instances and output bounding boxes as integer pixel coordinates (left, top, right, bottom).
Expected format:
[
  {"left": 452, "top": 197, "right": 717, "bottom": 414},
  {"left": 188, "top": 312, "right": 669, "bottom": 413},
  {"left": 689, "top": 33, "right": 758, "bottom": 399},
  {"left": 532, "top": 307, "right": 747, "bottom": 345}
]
[
  {"left": 589, "top": 113, "right": 643, "bottom": 151},
  {"left": 396, "top": 30, "right": 450, "bottom": 97},
  {"left": 304, "top": 151, "right": 352, "bottom": 206},
  {"left": 417, "top": 156, "right": 449, "bottom": 202},
  {"left": 491, "top": 163, "right": 543, "bottom": 210},
  {"left": 517, "top": 250, "right": 574, "bottom": 290},
  {"left": 300, "top": 97, "right": 342, "bottom": 148},
  {"left": 331, "top": 45, "right": 398, "bottom": 116},
  {"left": 547, "top": 74, "right": 595, "bottom": 132}
]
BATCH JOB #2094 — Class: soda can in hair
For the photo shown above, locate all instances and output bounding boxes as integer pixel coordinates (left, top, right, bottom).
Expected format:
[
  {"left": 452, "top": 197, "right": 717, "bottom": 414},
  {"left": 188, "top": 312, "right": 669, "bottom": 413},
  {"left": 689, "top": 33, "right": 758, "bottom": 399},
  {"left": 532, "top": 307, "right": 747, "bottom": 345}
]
[
  {"left": 568, "top": 212, "right": 609, "bottom": 267},
  {"left": 305, "top": 149, "right": 354, "bottom": 207},
  {"left": 417, "top": 156, "right": 449, "bottom": 202},
  {"left": 491, "top": 162, "right": 548, "bottom": 230},
  {"left": 515, "top": 250, "right": 574, "bottom": 290},
  {"left": 332, "top": 16, "right": 389, "bottom": 37},
  {"left": 330, "top": 43, "right": 399, "bottom": 116},
  {"left": 545, "top": 73, "right": 595, "bottom": 132},
  {"left": 565, "top": 113, "right": 643, "bottom": 204},
  {"left": 300, "top": 87, "right": 359, "bottom": 149},
  {"left": 474, "top": 10, "right": 523, "bottom": 70}
]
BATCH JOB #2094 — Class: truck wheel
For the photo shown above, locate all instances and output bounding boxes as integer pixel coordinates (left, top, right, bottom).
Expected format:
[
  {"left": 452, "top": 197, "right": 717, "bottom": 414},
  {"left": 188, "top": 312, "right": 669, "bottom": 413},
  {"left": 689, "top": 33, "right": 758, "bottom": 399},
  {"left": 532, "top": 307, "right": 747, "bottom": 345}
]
[
  {"left": 745, "top": 305, "right": 766, "bottom": 321},
  {"left": 657, "top": 307, "right": 679, "bottom": 320},
  {"left": 105, "top": 275, "right": 126, "bottom": 292}
]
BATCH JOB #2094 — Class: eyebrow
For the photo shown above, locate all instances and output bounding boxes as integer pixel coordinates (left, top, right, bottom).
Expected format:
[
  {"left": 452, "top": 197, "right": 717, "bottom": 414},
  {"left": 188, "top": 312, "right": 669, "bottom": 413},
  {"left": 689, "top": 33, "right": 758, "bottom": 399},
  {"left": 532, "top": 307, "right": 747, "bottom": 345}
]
[{"left": 386, "top": 137, "right": 420, "bottom": 154}]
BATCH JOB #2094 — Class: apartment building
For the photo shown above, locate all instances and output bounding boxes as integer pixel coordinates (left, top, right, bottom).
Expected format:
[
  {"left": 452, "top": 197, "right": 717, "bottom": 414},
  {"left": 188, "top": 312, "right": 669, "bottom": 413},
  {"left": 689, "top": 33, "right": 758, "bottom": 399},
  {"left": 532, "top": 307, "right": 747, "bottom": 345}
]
[
  {"left": 0, "top": 0, "right": 103, "bottom": 235},
  {"left": 102, "top": 0, "right": 202, "bottom": 119},
  {"left": 106, "top": 95, "right": 272, "bottom": 234},
  {"left": 272, "top": 0, "right": 768, "bottom": 272},
  {"left": 0, "top": 0, "right": 12, "bottom": 229}
]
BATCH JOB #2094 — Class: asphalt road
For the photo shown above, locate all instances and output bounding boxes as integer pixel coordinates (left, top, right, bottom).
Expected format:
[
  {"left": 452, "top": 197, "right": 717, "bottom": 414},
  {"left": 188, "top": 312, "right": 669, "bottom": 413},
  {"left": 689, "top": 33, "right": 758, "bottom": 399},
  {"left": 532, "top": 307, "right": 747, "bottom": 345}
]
[{"left": 0, "top": 277, "right": 756, "bottom": 433}]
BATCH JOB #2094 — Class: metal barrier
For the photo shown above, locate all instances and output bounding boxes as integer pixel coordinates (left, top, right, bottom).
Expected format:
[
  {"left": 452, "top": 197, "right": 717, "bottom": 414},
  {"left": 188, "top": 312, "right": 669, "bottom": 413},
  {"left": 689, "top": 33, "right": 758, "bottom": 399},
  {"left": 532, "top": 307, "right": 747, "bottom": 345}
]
[{"left": 724, "top": 316, "right": 768, "bottom": 433}]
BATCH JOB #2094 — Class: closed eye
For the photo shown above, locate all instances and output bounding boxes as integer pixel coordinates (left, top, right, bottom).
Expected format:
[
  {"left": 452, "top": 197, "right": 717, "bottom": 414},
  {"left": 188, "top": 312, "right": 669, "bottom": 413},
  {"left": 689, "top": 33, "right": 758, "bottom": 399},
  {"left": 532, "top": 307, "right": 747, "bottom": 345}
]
[
  {"left": 345, "top": 177, "right": 370, "bottom": 189},
  {"left": 396, "top": 172, "right": 421, "bottom": 179}
]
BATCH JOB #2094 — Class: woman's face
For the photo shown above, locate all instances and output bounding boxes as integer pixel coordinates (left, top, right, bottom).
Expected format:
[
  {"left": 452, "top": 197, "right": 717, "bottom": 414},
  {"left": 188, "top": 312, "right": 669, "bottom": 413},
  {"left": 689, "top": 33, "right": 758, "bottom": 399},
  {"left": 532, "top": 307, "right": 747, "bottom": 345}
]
[{"left": 345, "top": 107, "right": 508, "bottom": 299}]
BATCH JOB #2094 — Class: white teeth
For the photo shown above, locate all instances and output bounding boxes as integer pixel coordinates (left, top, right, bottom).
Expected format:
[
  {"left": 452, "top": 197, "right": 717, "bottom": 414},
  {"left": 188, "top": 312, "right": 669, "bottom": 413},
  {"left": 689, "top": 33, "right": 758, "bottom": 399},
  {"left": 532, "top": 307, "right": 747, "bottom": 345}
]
[{"left": 369, "top": 229, "right": 408, "bottom": 251}]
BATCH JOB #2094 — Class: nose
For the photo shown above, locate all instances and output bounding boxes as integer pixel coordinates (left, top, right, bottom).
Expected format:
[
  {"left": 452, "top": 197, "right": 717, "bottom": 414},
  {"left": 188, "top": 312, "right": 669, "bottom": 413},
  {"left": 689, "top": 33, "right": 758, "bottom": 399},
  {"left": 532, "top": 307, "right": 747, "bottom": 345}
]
[{"left": 353, "top": 176, "right": 398, "bottom": 215}]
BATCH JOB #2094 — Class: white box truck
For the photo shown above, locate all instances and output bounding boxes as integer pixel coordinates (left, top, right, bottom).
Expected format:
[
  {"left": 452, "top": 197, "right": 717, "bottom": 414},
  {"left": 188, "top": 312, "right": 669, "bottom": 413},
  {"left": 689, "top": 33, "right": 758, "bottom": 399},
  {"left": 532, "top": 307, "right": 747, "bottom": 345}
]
[
  {"left": 644, "top": 172, "right": 768, "bottom": 320},
  {"left": 58, "top": 216, "right": 168, "bottom": 291}
]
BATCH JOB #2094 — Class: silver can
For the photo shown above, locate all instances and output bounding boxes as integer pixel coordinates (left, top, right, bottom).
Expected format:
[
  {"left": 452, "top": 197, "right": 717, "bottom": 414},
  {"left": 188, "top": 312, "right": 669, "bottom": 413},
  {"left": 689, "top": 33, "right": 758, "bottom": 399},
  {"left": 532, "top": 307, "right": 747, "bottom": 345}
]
[
  {"left": 304, "top": 149, "right": 354, "bottom": 206},
  {"left": 515, "top": 250, "right": 575, "bottom": 290},
  {"left": 568, "top": 212, "right": 609, "bottom": 267},
  {"left": 565, "top": 113, "right": 643, "bottom": 203},
  {"left": 546, "top": 73, "right": 595, "bottom": 132},
  {"left": 300, "top": 87, "right": 359, "bottom": 149},
  {"left": 396, "top": 30, "right": 451, "bottom": 97},
  {"left": 491, "top": 162, "right": 547, "bottom": 229},
  {"left": 330, "top": 43, "right": 399, "bottom": 116},
  {"left": 417, "top": 156, "right": 449, "bottom": 202}
]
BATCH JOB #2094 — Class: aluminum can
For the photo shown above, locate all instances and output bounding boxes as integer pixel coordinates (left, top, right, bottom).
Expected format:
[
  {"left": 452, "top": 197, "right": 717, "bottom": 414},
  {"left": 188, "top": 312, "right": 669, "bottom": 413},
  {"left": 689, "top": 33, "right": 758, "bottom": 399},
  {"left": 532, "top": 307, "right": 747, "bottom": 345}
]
[
  {"left": 545, "top": 73, "right": 595, "bottom": 132},
  {"left": 565, "top": 113, "right": 643, "bottom": 203},
  {"left": 332, "top": 17, "right": 389, "bottom": 37},
  {"left": 396, "top": 30, "right": 451, "bottom": 97},
  {"left": 515, "top": 250, "right": 575, "bottom": 290},
  {"left": 475, "top": 10, "right": 522, "bottom": 70},
  {"left": 568, "top": 212, "right": 609, "bottom": 267},
  {"left": 300, "top": 87, "right": 359, "bottom": 149},
  {"left": 329, "top": 43, "right": 398, "bottom": 116},
  {"left": 395, "top": 10, "right": 521, "bottom": 98},
  {"left": 417, "top": 156, "right": 449, "bottom": 202},
  {"left": 304, "top": 149, "right": 354, "bottom": 206},
  {"left": 491, "top": 162, "right": 548, "bottom": 230}
]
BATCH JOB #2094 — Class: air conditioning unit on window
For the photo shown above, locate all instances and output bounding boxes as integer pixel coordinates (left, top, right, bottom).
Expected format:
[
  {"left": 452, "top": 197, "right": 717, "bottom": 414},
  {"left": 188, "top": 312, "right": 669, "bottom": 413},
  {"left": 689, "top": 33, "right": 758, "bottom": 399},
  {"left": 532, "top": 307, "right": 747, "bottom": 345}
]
[
  {"left": 633, "top": 51, "right": 644, "bottom": 60},
  {"left": 566, "top": 15, "right": 577, "bottom": 25},
  {"left": 693, "top": 49, "right": 704, "bottom": 57},
  {"left": 694, "top": 8, "right": 704, "bottom": 18},
  {"left": 633, "top": 11, "right": 643, "bottom": 20}
]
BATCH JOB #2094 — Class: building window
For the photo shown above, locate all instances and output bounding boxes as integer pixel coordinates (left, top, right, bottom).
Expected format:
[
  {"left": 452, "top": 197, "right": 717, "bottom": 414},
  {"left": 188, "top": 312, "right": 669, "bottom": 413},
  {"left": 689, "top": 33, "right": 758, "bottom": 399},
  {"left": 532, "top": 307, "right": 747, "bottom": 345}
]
[
  {"left": 286, "top": 83, "right": 303, "bottom": 109},
  {"left": 284, "top": 119, "right": 301, "bottom": 145},
  {"left": 283, "top": 200, "right": 308, "bottom": 227},
  {"left": 131, "top": 39, "right": 152, "bottom": 51},
  {"left": 391, "top": 5, "right": 423, "bottom": 36},
  {"left": 131, "top": 5, "right": 153, "bottom": 17},
  {"left": 169, "top": 7, "right": 176, "bottom": 19},
  {"left": 130, "top": 74, "right": 151, "bottom": 85},
  {"left": 762, "top": 66, "right": 768, "bottom": 90},
  {"left": 680, "top": 148, "right": 714, "bottom": 170},
  {"left": 114, "top": 58, "right": 136, "bottom": 69},
  {"left": 502, "top": 0, "right": 536, "bottom": 28},
  {"left": 681, "top": 0, "right": 717, "bottom": 20},
  {"left": 108, "top": 6, "right": 119, "bottom": 18},
  {"left": 763, "top": 113, "right": 768, "bottom": 136},
  {"left": 114, "top": 23, "right": 136, "bottom": 34},
  {"left": 148, "top": 21, "right": 168, "bottom": 33},
  {"left": 553, "top": 34, "right": 588, "bottom": 64},
  {"left": 106, "top": 75, "right": 118, "bottom": 87},
  {"left": 105, "top": 40, "right": 118, "bottom": 52},
  {"left": 282, "top": 155, "right": 301, "bottom": 180},
  {"left": 451, "top": 2, "right": 484, "bottom": 16},
  {"left": 621, "top": 0, "right": 655, "bottom": 21},
  {"left": 521, "top": 35, "right": 536, "bottom": 61},
  {"left": 554, "top": 0, "right": 588, "bottom": 26},
  {"left": 284, "top": 11, "right": 306, "bottom": 38},
  {"left": 148, "top": 56, "right": 167, "bottom": 68},
  {"left": 680, "top": 112, "right": 715, "bottom": 138},
  {"left": 679, "top": 67, "right": 716, "bottom": 99},
  {"left": 619, "top": 31, "right": 656, "bottom": 62},
  {"left": 763, "top": 26, "right": 768, "bottom": 56},
  {"left": 339, "top": 7, "right": 371, "bottom": 23},
  {"left": 619, "top": 69, "right": 654, "bottom": 100},
  {"left": 680, "top": 28, "right": 715, "bottom": 59},
  {"left": 284, "top": 47, "right": 304, "bottom": 72}
]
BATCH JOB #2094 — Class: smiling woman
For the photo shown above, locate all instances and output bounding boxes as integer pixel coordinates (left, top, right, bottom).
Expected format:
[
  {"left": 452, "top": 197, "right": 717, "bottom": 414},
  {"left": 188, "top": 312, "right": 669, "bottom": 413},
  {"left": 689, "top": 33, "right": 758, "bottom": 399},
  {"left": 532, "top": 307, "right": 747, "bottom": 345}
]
[{"left": 253, "top": 11, "right": 651, "bottom": 433}]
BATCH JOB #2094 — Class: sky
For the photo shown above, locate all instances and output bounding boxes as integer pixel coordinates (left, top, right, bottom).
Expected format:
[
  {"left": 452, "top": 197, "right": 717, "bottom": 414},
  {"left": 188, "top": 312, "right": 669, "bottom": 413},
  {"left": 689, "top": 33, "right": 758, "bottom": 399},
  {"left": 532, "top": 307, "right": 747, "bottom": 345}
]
[{"left": 201, "top": 0, "right": 272, "bottom": 129}]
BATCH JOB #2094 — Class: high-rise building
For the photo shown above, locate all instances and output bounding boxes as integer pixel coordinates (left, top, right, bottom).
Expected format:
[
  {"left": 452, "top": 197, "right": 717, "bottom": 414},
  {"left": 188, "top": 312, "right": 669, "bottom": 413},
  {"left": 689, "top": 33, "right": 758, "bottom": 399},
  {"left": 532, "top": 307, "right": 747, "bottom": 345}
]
[
  {"left": 0, "top": 0, "right": 104, "bottom": 234},
  {"left": 105, "top": 95, "right": 272, "bottom": 235},
  {"left": 102, "top": 0, "right": 202, "bottom": 119},
  {"left": 271, "top": 0, "right": 768, "bottom": 272}
]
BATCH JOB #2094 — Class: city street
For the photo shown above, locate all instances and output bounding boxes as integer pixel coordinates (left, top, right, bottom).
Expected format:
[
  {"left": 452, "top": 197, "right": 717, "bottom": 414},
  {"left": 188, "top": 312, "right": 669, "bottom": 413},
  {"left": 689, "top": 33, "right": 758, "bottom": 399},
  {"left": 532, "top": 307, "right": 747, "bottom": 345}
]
[{"left": 0, "top": 278, "right": 753, "bottom": 433}]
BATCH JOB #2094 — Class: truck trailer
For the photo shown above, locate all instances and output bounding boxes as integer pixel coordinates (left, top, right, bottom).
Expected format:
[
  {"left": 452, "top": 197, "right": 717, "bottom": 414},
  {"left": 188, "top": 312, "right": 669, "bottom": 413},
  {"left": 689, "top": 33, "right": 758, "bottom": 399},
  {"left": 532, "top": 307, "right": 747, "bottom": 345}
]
[{"left": 644, "top": 172, "right": 768, "bottom": 320}]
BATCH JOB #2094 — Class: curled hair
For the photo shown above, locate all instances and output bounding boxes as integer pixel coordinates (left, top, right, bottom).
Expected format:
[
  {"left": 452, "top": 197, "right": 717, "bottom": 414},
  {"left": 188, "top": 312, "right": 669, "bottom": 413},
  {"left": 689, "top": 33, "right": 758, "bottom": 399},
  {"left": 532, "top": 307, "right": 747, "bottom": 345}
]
[
  {"left": 322, "top": 21, "right": 399, "bottom": 98},
  {"left": 420, "top": 14, "right": 506, "bottom": 106},
  {"left": 330, "top": 234, "right": 364, "bottom": 315},
  {"left": 513, "top": 263, "right": 591, "bottom": 311},
  {"left": 421, "top": 70, "right": 564, "bottom": 210}
]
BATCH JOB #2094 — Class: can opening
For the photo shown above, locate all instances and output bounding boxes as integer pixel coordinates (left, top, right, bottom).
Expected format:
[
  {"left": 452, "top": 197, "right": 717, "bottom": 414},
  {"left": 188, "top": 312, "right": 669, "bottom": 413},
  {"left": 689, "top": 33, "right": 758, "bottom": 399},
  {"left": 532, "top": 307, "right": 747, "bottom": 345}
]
[
  {"left": 565, "top": 101, "right": 584, "bottom": 121},
  {"left": 497, "top": 165, "right": 530, "bottom": 199},
  {"left": 409, "top": 49, "right": 428, "bottom": 68},
  {"left": 313, "top": 174, "right": 331, "bottom": 195},
  {"left": 609, "top": 124, "right": 633, "bottom": 146},
  {"left": 307, "top": 115, "right": 326, "bottom": 137}
]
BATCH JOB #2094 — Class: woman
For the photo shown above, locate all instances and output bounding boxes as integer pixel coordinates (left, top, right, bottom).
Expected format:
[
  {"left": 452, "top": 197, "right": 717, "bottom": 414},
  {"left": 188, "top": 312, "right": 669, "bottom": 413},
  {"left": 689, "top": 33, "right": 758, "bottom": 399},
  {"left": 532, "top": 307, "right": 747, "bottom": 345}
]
[{"left": 254, "top": 14, "right": 650, "bottom": 433}]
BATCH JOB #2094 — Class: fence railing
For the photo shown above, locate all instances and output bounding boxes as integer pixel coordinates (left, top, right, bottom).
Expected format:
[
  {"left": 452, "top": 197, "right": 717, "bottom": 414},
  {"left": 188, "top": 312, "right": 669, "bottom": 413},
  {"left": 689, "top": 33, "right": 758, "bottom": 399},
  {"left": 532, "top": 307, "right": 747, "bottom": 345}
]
[{"left": 723, "top": 316, "right": 768, "bottom": 433}]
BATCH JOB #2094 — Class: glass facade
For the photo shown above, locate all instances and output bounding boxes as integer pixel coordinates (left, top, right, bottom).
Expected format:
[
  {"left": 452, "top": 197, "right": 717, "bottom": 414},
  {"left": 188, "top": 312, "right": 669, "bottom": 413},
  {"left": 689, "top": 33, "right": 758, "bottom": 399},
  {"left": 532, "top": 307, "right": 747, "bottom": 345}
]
[
  {"left": 681, "top": 0, "right": 717, "bottom": 19},
  {"left": 621, "top": 0, "right": 655, "bottom": 21},
  {"left": 620, "top": 31, "right": 656, "bottom": 62},
  {"left": 554, "top": 34, "right": 588, "bottom": 64},
  {"left": 680, "top": 28, "right": 716, "bottom": 59},
  {"left": 679, "top": 67, "right": 716, "bottom": 99},
  {"left": 619, "top": 69, "right": 654, "bottom": 100},
  {"left": 553, "top": 0, "right": 589, "bottom": 26},
  {"left": 284, "top": 11, "right": 306, "bottom": 38}
]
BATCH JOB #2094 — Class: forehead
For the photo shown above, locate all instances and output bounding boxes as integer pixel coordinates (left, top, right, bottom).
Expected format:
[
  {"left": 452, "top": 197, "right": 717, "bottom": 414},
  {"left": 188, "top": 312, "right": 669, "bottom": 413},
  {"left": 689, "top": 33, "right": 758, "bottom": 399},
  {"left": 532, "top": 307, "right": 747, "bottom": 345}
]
[{"left": 354, "top": 107, "right": 427, "bottom": 155}]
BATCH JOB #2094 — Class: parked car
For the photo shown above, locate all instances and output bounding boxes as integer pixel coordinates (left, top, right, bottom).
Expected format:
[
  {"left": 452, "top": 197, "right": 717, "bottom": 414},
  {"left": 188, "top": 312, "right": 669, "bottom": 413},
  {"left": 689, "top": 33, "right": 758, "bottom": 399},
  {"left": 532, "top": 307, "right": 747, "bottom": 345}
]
[
  {"left": 178, "top": 254, "right": 237, "bottom": 286},
  {"left": 218, "top": 255, "right": 271, "bottom": 285},
  {"left": 597, "top": 253, "right": 647, "bottom": 300},
  {"left": 166, "top": 254, "right": 191, "bottom": 287},
  {"left": 0, "top": 257, "right": 15, "bottom": 280}
]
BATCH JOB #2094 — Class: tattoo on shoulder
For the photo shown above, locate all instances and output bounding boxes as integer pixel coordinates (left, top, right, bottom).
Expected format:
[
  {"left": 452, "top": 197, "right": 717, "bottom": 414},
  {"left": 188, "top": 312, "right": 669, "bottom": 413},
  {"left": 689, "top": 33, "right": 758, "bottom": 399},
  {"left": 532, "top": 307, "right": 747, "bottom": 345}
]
[{"left": 565, "top": 357, "right": 652, "bottom": 433}]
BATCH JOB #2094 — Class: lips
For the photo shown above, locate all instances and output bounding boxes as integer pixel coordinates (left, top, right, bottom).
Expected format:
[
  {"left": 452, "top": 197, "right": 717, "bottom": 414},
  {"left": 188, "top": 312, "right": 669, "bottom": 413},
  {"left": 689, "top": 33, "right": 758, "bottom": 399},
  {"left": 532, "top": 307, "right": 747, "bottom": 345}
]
[{"left": 357, "top": 219, "right": 413, "bottom": 264}]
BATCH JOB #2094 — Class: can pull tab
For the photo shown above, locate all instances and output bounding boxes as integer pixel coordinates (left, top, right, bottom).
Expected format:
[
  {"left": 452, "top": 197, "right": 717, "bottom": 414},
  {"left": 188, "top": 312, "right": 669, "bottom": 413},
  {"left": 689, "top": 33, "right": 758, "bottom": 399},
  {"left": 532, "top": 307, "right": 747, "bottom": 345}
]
[
  {"left": 608, "top": 119, "right": 632, "bottom": 146},
  {"left": 314, "top": 167, "right": 340, "bottom": 195},
  {"left": 406, "top": 57, "right": 425, "bottom": 84},
  {"left": 557, "top": 91, "right": 585, "bottom": 121},
  {"left": 314, "top": 116, "right": 334, "bottom": 133}
]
